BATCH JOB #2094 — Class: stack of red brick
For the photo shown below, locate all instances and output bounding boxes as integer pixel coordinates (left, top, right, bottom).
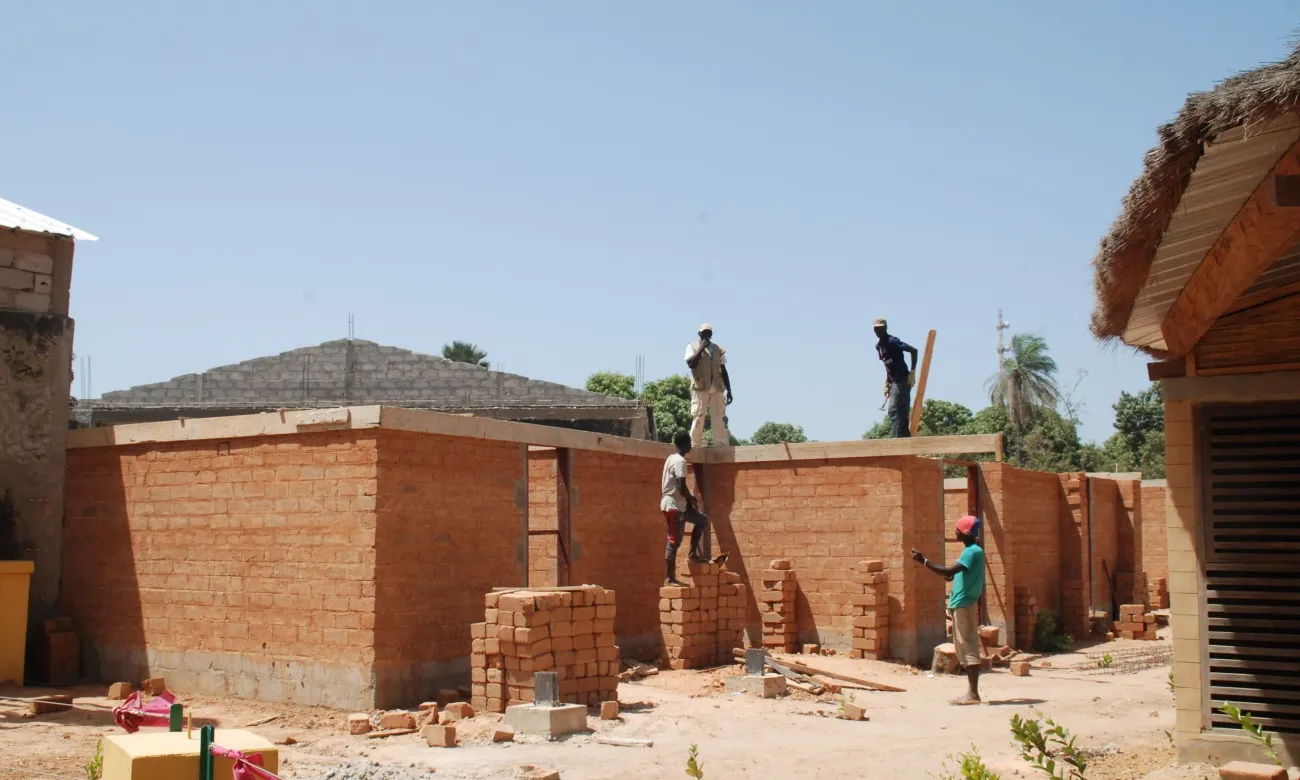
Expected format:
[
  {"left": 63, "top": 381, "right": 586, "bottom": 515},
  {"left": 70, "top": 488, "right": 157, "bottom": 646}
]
[
  {"left": 471, "top": 587, "right": 619, "bottom": 712},
  {"left": 1149, "top": 577, "right": 1169, "bottom": 610},
  {"left": 760, "top": 560, "right": 798, "bottom": 652},
  {"left": 1113, "top": 604, "right": 1158, "bottom": 640},
  {"left": 659, "top": 562, "right": 746, "bottom": 669},
  {"left": 849, "top": 560, "right": 889, "bottom": 660}
]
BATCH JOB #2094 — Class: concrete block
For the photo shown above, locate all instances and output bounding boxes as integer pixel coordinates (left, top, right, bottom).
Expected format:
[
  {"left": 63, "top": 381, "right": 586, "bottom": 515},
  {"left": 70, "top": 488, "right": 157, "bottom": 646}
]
[
  {"left": 978, "top": 626, "right": 1000, "bottom": 647},
  {"left": 1011, "top": 662, "right": 1031, "bottom": 677},
  {"left": 770, "top": 559, "right": 793, "bottom": 570},
  {"left": 108, "top": 682, "right": 134, "bottom": 700},
  {"left": 518, "top": 766, "right": 562, "bottom": 780},
  {"left": 1218, "top": 762, "right": 1286, "bottom": 780},
  {"left": 840, "top": 702, "right": 866, "bottom": 721},
  {"left": 142, "top": 678, "right": 166, "bottom": 696},
  {"left": 443, "top": 702, "right": 474, "bottom": 721},
  {"left": 504, "top": 703, "right": 588, "bottom": 739},
  {"left": 347, "top": 714, "right": 372, "bottom": 735},
  {"left": 102, "top": 729, "right": 278, "bottom": 780},
  {"left": 422, "top": 724, "right": 457, "bottom": 747},
  {"left": 493, "top": 727, "right": 515, "bottom": 743},
  {"left": 724, "top": 674, "right": 787, "bottom": 698},
  {"left": 600, "top": 701, "right": 619, "bottom": 720},
  {"left": 29, "top": 695, "right": 73, "bottom": 715},
  {"left": 378, "top": 710, "right": 415, "bottom": 730},
  {"left": 802, "top": 644, "right": 820, "bottom": 655}
]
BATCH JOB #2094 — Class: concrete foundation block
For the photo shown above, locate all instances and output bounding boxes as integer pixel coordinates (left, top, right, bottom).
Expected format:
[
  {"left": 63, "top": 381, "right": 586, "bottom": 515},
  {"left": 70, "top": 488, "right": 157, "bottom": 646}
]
[
  {"left": 102, "top": 729, "right": 278, "bottom": 780},
  {"left": 724, "top": 673, "right": 787, "bottom": 698},
  {"left": 504, "top": 703, "right": 588, "bottom": 739}
]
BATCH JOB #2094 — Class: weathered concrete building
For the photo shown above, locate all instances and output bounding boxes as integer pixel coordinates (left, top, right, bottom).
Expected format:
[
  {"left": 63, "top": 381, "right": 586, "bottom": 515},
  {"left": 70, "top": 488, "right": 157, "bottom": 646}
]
[
  {"left": 77, "top": 339, "right": 653, "bottom": 438},
  {"left": 0, "top": 198, "right": 95, "bottom": 626}
]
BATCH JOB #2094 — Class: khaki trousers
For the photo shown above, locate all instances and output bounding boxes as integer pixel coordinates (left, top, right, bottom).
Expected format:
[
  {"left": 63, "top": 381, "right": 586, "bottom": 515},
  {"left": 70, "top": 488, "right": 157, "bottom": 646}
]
[{"left": 690, "top": 389, "right": 729, "bottom": 447}]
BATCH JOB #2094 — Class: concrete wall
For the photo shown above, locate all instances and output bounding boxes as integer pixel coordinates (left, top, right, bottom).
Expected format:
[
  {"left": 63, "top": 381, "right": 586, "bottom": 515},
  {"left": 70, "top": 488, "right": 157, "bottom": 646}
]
[
  {"left": 0, "top": 229, "right": 75, "bottom": 637},
  {"left": 62, "top": 431, "right": 382, "bottom": 709}
]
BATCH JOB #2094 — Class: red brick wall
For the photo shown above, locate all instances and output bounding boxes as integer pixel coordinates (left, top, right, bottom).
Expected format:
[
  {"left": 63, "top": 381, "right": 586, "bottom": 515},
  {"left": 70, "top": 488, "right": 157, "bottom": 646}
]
[
  {"left": 567, "top": 450, "right": 664, "bottom": 659},
  {"left": 705, "top": 456, "right": 939, "bottom": 664},
  {"left": 1090, "top": 478, "right": 1120, "bottom": 615},
  {"left": 1057, "top": 473, "right": 1090, "bottom": 637},
  {"left": 900, "top": 458, "right": 947, "bottom": 661},
  {"left": 372, "top": 430, "right": 526, "bottom": 707},
  {"left": 527, "top": 449, "right": 558, "bottom": 587},
  {"left": 1139, "top": 482, "right": 1168, "bottom": 591},
  {"left": 63, "top": 431, "right": 381, "bottom": 708},
  {"left": 943, "top": 480, "right": 967, "bottom": 568}
]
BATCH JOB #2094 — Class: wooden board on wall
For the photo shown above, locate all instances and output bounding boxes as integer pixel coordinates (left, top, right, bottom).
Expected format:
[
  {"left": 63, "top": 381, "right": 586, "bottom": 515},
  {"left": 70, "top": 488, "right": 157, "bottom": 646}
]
[{"left": 1194, "top": 291, "right": 1300, "bottom": 374}]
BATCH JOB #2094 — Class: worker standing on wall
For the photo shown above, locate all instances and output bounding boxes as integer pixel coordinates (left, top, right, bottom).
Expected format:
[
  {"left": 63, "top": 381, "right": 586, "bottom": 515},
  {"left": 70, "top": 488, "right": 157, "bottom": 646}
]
[
  {"left": 685, "top": 323, "right": 733, "bottom": 447},
  {"left": 874, "top": 317, "right": 918, "bottom": 438},
  {"left": 661, "top": 431, "right": 710, "bottom": 585},
  {"left": 911, "top": 515, "right": 986, "bottom": 705}
]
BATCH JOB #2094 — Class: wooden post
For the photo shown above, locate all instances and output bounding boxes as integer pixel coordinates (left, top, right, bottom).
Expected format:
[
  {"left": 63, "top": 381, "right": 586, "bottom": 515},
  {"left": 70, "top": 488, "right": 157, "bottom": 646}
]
[
  {"left": 555, "top": 448, "right": 572, "bottom": 587},
  {"left": 909, "top": 330, "right": 937, "bottom": 436}
]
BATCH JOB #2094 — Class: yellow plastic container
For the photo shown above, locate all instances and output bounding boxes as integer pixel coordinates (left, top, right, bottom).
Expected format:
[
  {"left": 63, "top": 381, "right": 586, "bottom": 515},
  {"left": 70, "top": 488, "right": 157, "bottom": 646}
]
[{"left": 0, "top": 560, "right": 34, "bottom": 685}]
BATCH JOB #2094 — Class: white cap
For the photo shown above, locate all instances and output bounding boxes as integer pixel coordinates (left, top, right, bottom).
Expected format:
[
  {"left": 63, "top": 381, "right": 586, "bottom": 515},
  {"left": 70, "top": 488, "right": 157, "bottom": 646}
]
[{"left": 699, "top": 323, "right": 713, "bottom": 333}]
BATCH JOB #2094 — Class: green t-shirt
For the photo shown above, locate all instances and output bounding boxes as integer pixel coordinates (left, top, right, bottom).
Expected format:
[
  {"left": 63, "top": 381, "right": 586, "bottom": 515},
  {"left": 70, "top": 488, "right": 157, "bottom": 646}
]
[{"left": 948, "top": 544, "right": 985, "bottom": 609}]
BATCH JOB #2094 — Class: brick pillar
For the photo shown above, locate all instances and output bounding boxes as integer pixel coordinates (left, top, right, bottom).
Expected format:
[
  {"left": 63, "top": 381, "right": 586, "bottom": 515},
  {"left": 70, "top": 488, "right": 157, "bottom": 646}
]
[
  {"left": 850, "top": 560, "right": 890, "bottom": 660},
  {"left": 759, "top": 560, "right": 797, "bottom": 652},
  {"left": 716, "top": 571, "right": 748, "bottom": 666},
  {"left": 660, "top": 562, "right": 723, "bottom": 669},
  {"left": 1013, "top": 586, "right": 1038, "bottom": 650},
  {"left": 1058, "top": 473, "right": 1091, "bottom": 638},
  {"left": 473, "top": 586, "right": 620, "bottom": 712}
]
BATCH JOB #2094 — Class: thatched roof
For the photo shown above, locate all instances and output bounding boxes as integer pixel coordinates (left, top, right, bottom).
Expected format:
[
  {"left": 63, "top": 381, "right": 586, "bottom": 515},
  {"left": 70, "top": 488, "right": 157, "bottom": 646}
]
[{"left": 1091, "top": 41, "right": 1300, "bottom": 345}]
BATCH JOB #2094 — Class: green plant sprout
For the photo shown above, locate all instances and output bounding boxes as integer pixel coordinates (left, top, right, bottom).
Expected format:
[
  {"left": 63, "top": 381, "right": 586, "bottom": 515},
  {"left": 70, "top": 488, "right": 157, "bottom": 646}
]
[
  {"left": 84, "top": 740, "right": 103, "bottom": 780},
  {"left": 937, "top": 745, "right": 1002, "bottom": 780},
  {"left": 687, "top": 743, "right": 705, "bottom": 779},
  {"left": 1010, "top": 714, "right": 1088, "bottom": 779},
  {"left": 1218, "top": 702, "right": 1282, "bottom": 767},
  {"left": 1097, "top": 654, "right": 1113, "bottom": 669}
]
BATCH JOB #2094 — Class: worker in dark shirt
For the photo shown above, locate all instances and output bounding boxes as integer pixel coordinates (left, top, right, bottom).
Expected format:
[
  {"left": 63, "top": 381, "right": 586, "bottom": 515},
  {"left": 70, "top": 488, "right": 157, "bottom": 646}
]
[{"left": 874, "top": 317, "right": 919, "bottom": 438}]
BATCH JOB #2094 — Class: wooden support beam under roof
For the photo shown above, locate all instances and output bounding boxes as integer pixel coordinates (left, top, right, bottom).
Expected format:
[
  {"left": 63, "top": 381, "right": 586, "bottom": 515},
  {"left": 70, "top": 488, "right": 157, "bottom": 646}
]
[
  {"left": 699, "top": 433, "right": 1002, "bottom": 464},
  {"left": 1161, "top": 137, "right": 1300, "bottom": 357}
]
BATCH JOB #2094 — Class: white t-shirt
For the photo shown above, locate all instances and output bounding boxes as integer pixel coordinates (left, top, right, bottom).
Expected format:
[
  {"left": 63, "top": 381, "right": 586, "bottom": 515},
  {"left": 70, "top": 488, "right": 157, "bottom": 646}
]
[
  {"left": 684, "top": 341, "right": 726, "bottom": 393},
  {"left": 660, "top": 453, "right": 688, "bottom": 512}
]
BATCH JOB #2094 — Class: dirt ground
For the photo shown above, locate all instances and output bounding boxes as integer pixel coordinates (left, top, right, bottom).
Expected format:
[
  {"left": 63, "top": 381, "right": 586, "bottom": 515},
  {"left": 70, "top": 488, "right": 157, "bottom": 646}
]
[{"left": 0, "top": 637, "right": 1224, "bottom": 780}]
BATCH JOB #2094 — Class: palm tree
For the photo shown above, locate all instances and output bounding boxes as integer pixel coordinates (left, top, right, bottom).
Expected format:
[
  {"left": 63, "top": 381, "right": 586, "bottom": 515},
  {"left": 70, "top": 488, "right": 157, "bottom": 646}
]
[
  {"left": 441, "top": 341, "right": 489, "bottom": 368},
  {"left": 987, "top": 333, "right": 1059, "bottom": 430}
]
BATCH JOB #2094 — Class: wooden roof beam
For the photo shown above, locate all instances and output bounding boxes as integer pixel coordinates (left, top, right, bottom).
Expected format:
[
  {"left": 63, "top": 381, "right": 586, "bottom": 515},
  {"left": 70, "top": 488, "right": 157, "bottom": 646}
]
[{"left": 1160, "top": 138, "right": 1300, "bottom": 356}]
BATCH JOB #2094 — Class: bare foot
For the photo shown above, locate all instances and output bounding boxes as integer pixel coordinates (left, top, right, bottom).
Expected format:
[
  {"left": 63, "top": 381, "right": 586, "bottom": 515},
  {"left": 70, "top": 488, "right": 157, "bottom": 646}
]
[{"left": 949, "top": 693, "right": 981, "bottom": 706}]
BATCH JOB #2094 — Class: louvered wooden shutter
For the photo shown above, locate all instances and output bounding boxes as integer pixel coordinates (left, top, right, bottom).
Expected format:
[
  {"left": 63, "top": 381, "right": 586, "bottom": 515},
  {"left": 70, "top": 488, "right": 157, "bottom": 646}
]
[{"left": 1198, "top": 403, "right": 1300, "bottom": 735}]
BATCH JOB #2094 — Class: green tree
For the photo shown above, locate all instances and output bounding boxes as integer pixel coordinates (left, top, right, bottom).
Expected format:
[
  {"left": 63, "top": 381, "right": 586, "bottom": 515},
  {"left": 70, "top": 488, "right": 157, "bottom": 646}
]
[
  {"left": 862, "top": 419, "right": 892, "bottom": 440},
  {"left": 585, "top": 371, "right": 637, "bottom": 400},
  {"left": 640, "top": 375, "right": 693, "bottom": 443},
  {"left": 749, "top": 422, "right": 808, "bottom": 445},
  {"left": 988, "top": 334, "right": 1060, "bottom": 431},
  {"left": 920, "top": 399, "right": 975, "bottom": 436},
  {"left": 1087, "top": 383, "right": 1165, "bottom": 477},
  {"left": 441, "top": 340, "right": 489, "bottom": 368}
]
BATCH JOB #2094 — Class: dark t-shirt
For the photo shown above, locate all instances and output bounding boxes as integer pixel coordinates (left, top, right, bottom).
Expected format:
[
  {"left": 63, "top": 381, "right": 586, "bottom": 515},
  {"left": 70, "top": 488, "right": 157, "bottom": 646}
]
[{"left": 876, "top": 335, "right": 913, "bottom": 383}]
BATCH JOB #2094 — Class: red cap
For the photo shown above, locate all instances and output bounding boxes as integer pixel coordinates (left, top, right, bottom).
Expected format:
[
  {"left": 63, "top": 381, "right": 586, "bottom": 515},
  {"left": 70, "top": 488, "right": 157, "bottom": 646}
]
[{"left": 956, "top": 515, "right": 980, "bottom": 536}]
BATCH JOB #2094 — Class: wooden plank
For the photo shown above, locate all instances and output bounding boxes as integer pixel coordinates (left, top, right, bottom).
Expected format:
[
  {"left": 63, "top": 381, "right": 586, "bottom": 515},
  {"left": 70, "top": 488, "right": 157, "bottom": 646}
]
[
  {"left": 556, "top": 448, "right": 572, "bottom": 587},
  {"left": 908, "top": 329, "right": 937, "bottom": 436},
  {"left": 730, "top": 648, "right": 906, "bottom": 692},
  {"left": 1273, "top": 173, "right": 1300, "bottom": 207},
  {"left": 1164, "top": 371, "right": 1300, "bottom": 403},
  {"left": 1198, "top": 361, "right": 1300, "bottom": 376},
  {"left": 1209, "top": 658, "right": 1300, "bottom": 673},
  {"left": 1162, "top": 137, "right": 1300, "bottom": 357},
  {"left": 1147, "top": 357, "right": 1187, "bottom": 381},
  {"left": 1223, "top": 280, "right": 1300, "bottom": 316},
  {"left": 702, "top": 433, "right": 1002, "bottom": 464}
]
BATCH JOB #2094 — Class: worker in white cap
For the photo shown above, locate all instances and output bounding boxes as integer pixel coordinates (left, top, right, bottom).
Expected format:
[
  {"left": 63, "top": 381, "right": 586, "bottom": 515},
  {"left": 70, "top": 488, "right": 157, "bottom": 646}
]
[
  {"left": 874, "top": 317, "right": 918, "bottom": 438},
  {"left": 684, "top": 323, "right": 732, "bottom": 447}
]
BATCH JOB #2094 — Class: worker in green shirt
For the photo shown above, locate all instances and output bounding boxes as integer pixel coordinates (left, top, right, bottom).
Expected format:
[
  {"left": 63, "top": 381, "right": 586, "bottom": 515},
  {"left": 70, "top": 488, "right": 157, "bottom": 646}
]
[{"left": 911, "top": 515, "right": 985, "bottom": 705}]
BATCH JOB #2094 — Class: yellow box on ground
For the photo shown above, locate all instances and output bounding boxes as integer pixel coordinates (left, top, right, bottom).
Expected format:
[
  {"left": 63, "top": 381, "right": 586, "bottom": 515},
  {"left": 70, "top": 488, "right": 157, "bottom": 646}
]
[
  {"left": 0, "top": 561, "right": 34, "bottom": 685},
  {"left": 102, "top": 729, "right": 279, "bottom": 780}
]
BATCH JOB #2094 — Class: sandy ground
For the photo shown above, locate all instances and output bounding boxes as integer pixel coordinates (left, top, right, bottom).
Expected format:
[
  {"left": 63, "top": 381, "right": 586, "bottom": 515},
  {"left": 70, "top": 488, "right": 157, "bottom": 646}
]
[{"left": 0, "top": 637, "right": 1226, "bottom": 780}]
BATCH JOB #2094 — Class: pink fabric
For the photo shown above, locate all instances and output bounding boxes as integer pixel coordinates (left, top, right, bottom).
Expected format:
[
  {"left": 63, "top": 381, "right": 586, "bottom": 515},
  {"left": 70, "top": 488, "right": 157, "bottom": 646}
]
[
  {"left": 112, "top": 691, "right": 178, "bottom": 733},
  {"left": 210, "top": 744, "right": 280, "bottom": 780}
]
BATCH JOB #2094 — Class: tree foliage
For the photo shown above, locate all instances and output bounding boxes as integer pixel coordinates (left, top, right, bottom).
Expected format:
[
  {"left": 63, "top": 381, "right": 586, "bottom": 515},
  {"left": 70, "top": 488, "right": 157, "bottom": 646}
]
[
  {"left": 640, "top": 375, "right": 693, "bottom": 443},
  {"left": 988, "top": 334, "right": 1060, "bottom": 431},
  {"left": 1082, "top": 383, "right": 1165, "bottom": 477},
  {"left": 585, "top": 371, "right": 637, "bottom": 400},
  {"left": 441, "top": 340, "right": 489, "bottom": 368},
  {"left": 749, "top": 422, "right": 808, "bottom": 445}
]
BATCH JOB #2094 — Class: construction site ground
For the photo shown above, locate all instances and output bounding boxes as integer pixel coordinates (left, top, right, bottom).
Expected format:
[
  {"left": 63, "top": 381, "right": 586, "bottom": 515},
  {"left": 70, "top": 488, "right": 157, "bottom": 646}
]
[{"left": 0, "top": 635, "right": 1221, "bottom": 780}]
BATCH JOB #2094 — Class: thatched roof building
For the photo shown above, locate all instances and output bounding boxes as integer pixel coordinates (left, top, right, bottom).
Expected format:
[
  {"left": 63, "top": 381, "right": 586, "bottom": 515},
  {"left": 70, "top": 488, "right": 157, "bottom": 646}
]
[{"left": 1091, "top": 42, "right": 1300, "bottom": 357}]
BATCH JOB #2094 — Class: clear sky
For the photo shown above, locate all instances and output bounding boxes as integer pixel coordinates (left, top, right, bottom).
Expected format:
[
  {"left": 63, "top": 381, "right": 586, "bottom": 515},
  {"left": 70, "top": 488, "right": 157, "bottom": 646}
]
[{"left": 5, "top": 3, "right": 1297, "bottom": 444}]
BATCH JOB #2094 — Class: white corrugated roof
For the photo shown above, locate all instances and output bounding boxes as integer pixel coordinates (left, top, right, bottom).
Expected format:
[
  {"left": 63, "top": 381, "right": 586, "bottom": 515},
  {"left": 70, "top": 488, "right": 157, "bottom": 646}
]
[{"left": 0, "top": 197, "right": 97, "bottom": 241}]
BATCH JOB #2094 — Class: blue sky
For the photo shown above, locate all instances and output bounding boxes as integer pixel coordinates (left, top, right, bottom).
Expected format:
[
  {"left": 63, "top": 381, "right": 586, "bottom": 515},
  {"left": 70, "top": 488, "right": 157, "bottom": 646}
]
[{"left": 4, "top": 3, "right": 1297, "bottom": 443}]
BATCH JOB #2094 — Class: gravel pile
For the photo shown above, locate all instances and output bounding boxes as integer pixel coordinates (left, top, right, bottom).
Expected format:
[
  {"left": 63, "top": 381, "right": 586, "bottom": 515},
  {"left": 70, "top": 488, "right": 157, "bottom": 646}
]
[{"left": 311, "top": 760, "right": 436, "bottom": 780}]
